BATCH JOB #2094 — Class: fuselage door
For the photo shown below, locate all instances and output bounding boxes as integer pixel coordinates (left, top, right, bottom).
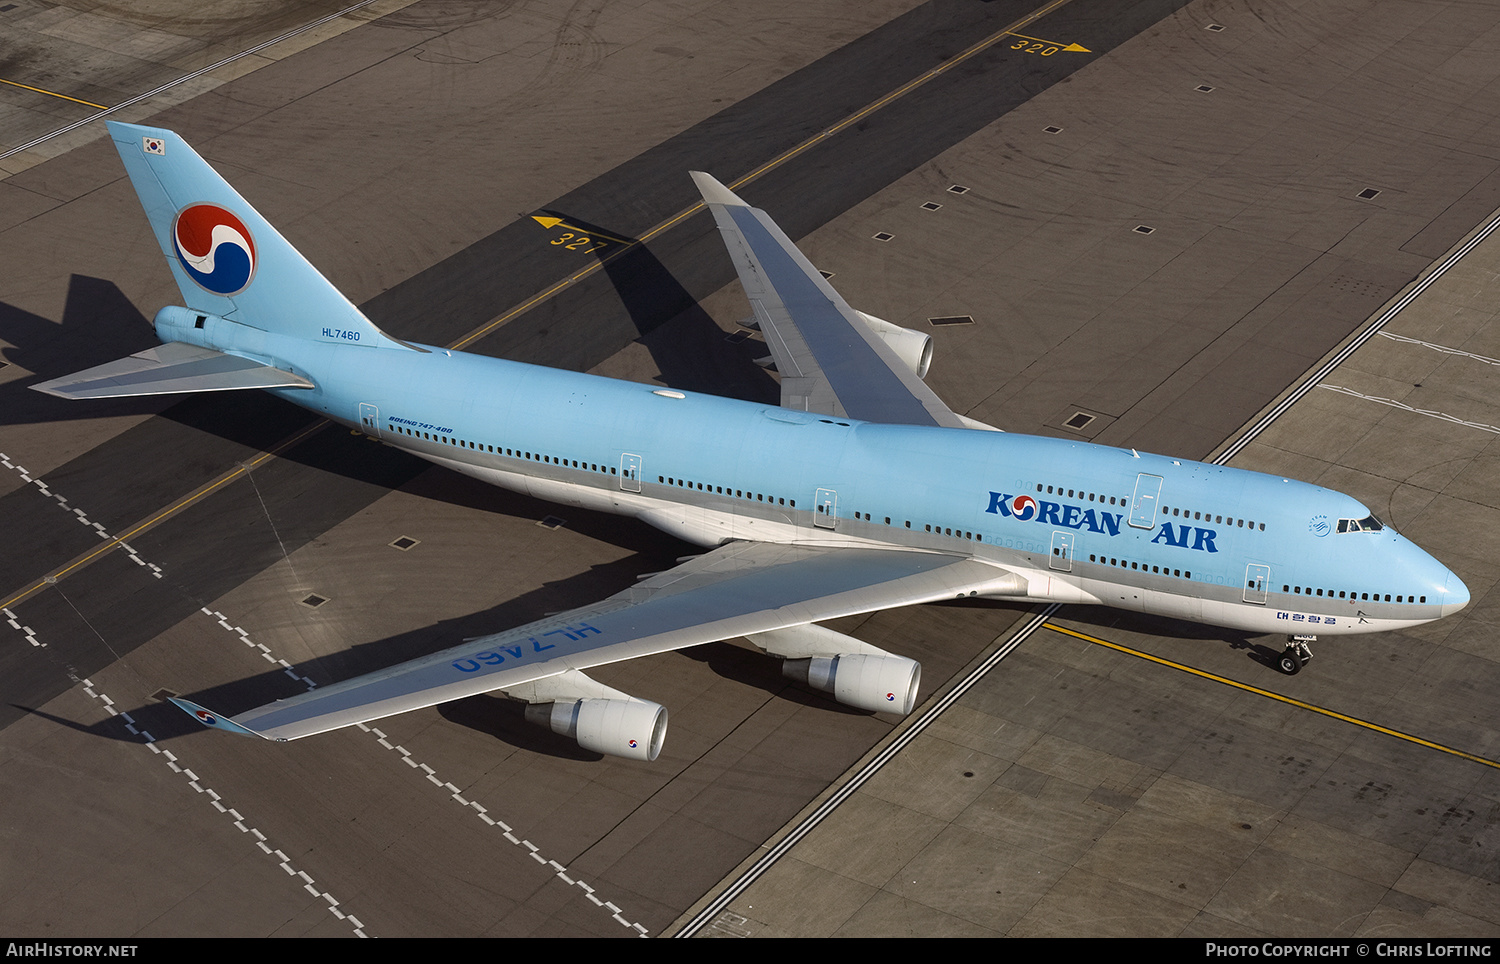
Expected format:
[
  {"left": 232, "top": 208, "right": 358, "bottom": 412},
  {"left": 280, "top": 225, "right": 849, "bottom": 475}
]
[
  {"left": 814, "top": 487, "right": 837, "bottom": 529},
  {"left": 1243, "top": 563, "right": 1270, "bottom": 605},
  {"left": 358, "top": 403, "right": 380, "bottom": 438},
  {"left": 1129, "top": 473, "right": 1163, "bottom": 529},
  {"left": 620, "top": 453, "right": 642, "bottom": 493},
  {"left": 1049, "top": 531, "right": 1074, "bottom": 572}
]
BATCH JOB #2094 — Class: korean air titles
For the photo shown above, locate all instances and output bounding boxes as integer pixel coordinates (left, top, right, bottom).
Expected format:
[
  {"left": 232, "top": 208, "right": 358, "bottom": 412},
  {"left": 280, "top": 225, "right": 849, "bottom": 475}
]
[{"left": 986, "top": 491, "right": 1218, "bottom": 552}]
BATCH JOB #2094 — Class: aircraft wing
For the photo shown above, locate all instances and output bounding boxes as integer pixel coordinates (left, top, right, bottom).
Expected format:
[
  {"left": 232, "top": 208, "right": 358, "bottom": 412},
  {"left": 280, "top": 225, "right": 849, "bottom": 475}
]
[
  {"left": 693, "top": 172, "right": 966, "bottom": 429},
  {"left": 173, "top": 542, "right": 1016, "bottom": 742}
]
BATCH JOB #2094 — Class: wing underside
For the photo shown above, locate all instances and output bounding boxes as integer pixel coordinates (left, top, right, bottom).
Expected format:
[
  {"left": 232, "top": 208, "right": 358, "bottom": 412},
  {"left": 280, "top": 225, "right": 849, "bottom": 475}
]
[
  {"left": 179, "top": 542, "right": 1019, "bottom": 742},
  {"left": 692, "top": 173, "right": 967, "bottom": 429}
]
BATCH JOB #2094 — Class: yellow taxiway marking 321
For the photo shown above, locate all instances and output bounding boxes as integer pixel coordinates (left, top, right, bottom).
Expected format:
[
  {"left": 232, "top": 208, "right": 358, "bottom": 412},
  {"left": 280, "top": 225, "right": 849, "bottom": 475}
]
[
  {"left": 0, "top": 0, "right": 1104, "bottom": 599},
  {"left": 1043, "top": 622, "right": 1500, "bottom": 771},
  {"left": 1005, "top": 33, "right": 1090, "bottom": 54},
  {"left": 0, "top": 78, "right": 108, "bottom": 110}
]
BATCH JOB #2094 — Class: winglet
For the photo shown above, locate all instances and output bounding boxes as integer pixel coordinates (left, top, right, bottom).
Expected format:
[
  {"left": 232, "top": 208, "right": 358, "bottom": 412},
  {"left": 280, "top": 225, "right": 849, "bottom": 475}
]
[
  {"left": 169, "top": 698, "right": 276, "bottom": 739},
  {"left": 690, "top": 171, "right": 749, "bottom": 208}
]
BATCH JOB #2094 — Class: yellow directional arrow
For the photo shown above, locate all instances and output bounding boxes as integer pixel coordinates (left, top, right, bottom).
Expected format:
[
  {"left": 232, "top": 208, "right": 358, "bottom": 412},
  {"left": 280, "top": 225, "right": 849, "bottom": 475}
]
[
  {"left": 530, "top": 215, "right": 633, "bottom": 246},
  {"left": 1006, "top": 33, "right": 1090, "bottom": 53}
]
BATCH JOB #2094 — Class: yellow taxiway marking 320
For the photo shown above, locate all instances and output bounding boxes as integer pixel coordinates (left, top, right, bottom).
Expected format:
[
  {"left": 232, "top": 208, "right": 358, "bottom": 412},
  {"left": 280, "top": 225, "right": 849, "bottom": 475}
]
[
  {"left": 1005, "top": 33, "right": 1090, "bottom": 53},
  {"left": 1044, "top": 622, "right": 1500, "bottom": 770},
  {"left": 453, "top": 0, "right": 1086, "bottom": 352},
  {"left": 0, "top": 78, "right": 108, "bottom": 110}
]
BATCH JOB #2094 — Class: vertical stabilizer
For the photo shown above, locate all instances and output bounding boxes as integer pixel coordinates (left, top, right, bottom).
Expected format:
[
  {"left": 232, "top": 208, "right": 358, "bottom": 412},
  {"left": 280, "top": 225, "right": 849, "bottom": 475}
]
[{"left": 106, "top": 121, "right": 410, "bottom": 350}]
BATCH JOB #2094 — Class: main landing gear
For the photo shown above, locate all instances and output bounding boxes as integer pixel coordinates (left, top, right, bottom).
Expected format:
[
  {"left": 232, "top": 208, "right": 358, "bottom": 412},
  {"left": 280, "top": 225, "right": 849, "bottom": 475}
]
[{"left": 1279, "top": 636, "right": 1315, "bottom": 675}]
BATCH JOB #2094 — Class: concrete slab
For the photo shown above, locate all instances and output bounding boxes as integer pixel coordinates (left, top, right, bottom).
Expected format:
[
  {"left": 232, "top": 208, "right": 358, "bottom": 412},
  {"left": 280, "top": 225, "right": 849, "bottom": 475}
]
[{"left": 7, "top": 0, "right": 1500, "bottom": 941}]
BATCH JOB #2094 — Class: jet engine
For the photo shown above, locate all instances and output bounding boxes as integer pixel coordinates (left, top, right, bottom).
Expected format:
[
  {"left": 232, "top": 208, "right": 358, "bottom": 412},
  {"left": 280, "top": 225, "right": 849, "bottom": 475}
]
[
  {"left": 782, "top": 653, "right": 921, "bottom": 715},
  {"left": 748, "top": 624, "right": 922, "bottom": 715},
  {"left": 525, "top": 698, "right": 668, "bottom": 762},
  {"left": 855, "top": 311, "right": 933, "bottom": 379}
]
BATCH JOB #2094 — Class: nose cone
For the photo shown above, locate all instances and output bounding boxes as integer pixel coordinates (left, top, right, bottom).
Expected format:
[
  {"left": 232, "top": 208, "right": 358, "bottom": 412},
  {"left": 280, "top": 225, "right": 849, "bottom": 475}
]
[{"left": 1441, "top": 569, "right": 1471, "bottom": 617}]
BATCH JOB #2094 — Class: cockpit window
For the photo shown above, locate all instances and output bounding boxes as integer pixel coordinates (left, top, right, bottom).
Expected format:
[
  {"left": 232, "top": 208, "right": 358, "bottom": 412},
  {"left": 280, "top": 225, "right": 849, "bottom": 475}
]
[{"left": 1337, "top": 515, "right": 1385, "bottom": 533}]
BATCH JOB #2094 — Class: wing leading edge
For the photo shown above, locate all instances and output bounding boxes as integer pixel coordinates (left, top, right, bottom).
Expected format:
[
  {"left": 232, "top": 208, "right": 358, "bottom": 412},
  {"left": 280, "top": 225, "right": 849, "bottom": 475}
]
[
  {"left": 692, "top": 172, "right": 966, "bottom": 428},
  {"left": 176, "top": 543, "right": 1020, "bottom": 743}
]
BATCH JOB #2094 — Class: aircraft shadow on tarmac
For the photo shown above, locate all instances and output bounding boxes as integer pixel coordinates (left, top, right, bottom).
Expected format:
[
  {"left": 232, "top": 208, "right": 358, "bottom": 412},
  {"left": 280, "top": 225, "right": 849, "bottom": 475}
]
[
  {"left": 1037, "top": 603, "right": 1284, "bottom": 674},
  {"left": 0, "top": 276, "right": 167, "bottom": 426},
  {"left": 3, "top": 274, "right": 1285, "bottom": 753},
  {"left": 50, "top": 537, "right": 682, "bottom": 749},
  {"left": 534, "top": 210, "right": 780, "bottom": 405},
  {"left": 71, "top": 527, "right": 892, "bottom": 757},
  {"left": 24, "top": 460, "right": 958, "bottom": 756},
  {"left": 1, "top": 249, "right": 777, "bottom": 494}
]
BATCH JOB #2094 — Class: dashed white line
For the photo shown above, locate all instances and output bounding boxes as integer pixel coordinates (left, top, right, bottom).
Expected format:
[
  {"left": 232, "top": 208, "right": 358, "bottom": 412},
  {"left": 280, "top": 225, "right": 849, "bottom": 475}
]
[
  {"left": 194, "top": 605, "right": 648, "bottom": 934},
  {"left": 26, "top": 659, "right": 370, "bottom": 936},
  {"left": 3, "top": 607, "right": 44, "bottom": 647},
  {"left": 1380, "top": 331, "right": 1500, "bottom": 367},
  {"left": 1319, "top": 384, "right": 1500, "bottom": 436},
  {"left": 353, "top": 717, "right": 650, "bottom": 936},
  {"left": 200, "top": 608, "right": 319, "bottom": 689},
  {"left": 0, "top": 451, "right": 164, "bottom": 577}
]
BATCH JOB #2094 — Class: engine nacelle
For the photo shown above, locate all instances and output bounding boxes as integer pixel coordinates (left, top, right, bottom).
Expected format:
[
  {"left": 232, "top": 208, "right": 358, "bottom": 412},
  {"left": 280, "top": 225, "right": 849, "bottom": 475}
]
[
  {"left": 856, "top": 311, "right": 933, "bottom": 379},
  {"left": 782, "top": 653, "right": 921, "bottom": 715},
  {"left": 524, "top": 698, "right": 668, "bottom": 761}
]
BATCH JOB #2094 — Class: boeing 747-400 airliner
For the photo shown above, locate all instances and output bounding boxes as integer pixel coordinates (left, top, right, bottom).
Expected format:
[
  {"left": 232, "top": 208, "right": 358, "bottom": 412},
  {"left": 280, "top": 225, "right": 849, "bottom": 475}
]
[{"left": 33, "top": 122, "right": 1468, "bottom": 761}]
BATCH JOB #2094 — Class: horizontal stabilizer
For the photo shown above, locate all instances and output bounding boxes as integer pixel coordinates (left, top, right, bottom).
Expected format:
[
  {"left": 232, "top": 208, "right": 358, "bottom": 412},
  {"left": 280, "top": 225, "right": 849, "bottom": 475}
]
[{"left": 30, "top": 342, "right": 313, "bottom": 399}]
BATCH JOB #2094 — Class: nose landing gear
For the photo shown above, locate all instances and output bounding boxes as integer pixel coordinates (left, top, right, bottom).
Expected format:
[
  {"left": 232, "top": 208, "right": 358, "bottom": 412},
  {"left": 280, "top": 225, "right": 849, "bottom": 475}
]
[{"left": 1279, "top": 636, "right": 1315, "bottom": 675}]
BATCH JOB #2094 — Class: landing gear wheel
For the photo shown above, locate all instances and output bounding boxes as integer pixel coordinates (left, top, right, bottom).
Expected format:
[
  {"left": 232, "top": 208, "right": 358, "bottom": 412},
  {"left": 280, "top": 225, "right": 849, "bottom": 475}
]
[{"left": 1279, "top": 637, "right": 1315, "bottom": 675}]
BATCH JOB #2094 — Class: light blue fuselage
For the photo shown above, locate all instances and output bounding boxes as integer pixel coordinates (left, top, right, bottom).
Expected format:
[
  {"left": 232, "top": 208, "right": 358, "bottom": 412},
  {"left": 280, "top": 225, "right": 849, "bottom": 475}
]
[{"left": 158, "top": 306, "right": 1468, "bottom": 639}]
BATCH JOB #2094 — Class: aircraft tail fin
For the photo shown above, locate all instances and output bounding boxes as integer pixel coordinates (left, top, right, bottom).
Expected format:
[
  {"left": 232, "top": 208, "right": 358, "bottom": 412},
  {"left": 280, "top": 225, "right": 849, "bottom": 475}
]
[{"left": 105, "top": 121, "right": 410, "bottom": 351}]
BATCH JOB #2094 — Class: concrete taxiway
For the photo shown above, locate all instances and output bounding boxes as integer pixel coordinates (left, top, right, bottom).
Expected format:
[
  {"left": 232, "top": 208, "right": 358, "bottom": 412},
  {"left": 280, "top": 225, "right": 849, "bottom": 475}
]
[
  {"left": 1, "top": 0, "right": 1498, "bottom": 938},
  {"left": 679, "top": 207, "right": 1500, "bottom": 938}
]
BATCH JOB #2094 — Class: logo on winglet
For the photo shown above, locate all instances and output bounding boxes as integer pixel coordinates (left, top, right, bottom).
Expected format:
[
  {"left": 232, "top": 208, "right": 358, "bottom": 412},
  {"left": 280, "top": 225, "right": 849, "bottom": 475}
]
[
  {"left": 173, "top": 204, "right": 257, "bottom": 295},
  {"left": 142, "top": 137, "right": 165, "bottom": 156}
]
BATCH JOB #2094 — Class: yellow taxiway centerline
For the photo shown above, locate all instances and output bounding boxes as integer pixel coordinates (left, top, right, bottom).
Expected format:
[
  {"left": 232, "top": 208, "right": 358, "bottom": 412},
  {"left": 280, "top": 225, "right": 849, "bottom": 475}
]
[
  {"left": 0, "top": 78, "right": 107, "bottom": 110},
  {"left": 1044, "top": 621, "right": 1500, "bottom": 770},
  {"left": 4, "top": 0, "right": 1092, "bottom": 600},
  {"left": 456, "top": 0, "right": 1087, "bottom": 350}
]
